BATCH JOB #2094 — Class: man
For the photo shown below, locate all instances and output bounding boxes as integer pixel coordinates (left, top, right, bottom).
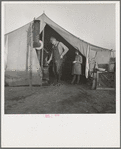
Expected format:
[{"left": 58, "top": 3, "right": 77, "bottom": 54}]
[{"left": 47, "top": 37, "right": 69, "bottom": 84}]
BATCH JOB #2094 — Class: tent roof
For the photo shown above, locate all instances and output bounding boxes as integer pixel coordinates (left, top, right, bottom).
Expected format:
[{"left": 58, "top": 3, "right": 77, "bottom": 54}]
[{"left": 5, "top": 13, "right": 111, "bottom": 52}]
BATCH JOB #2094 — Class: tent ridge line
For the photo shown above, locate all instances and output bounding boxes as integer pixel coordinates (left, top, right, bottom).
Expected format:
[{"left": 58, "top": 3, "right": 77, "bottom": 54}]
[
  {"left": 44, "top": 14, "right": 81, "bottom": 41},
  {"left": 5, "top": 21, "right": 31, "bottom": 36},
  {"left": 5, "top": 14, "right": 43, "bottom": 35}
]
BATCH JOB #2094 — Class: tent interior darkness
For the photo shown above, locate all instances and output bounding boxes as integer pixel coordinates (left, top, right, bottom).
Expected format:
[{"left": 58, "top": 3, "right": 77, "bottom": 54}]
[{"left": 39, "top": 24, "right": 86, "bottom": 82}]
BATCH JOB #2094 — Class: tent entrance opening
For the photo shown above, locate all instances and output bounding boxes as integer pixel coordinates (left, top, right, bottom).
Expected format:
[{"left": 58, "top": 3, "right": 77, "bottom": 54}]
[{"left": 39, "top": 24, "right": 86, "bottom": 83}]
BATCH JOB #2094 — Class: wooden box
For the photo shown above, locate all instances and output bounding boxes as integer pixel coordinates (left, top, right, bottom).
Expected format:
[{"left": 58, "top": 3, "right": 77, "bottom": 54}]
[{"left": 96, "top": 71, "right": 115, "bottom": 90}]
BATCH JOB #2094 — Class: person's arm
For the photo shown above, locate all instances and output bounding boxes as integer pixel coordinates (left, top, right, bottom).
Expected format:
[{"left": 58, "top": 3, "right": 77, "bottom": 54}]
[
  {"left": 47, "top": 53, "right": 53, "bottom": 64},
  {"left": 79, "top": 55, "right": 82, "bottom": 63},
  {"left": 60, "top": 42, "right": 69, "bottom": 58}
]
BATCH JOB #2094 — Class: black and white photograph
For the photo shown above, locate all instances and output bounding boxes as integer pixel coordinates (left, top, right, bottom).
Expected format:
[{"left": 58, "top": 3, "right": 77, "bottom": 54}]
[
  {"left": 1, "top": 1, "right": 120, "bottom": 148},
  {"left": 4, "top": 2, "right": 116, "bottom": 114}
]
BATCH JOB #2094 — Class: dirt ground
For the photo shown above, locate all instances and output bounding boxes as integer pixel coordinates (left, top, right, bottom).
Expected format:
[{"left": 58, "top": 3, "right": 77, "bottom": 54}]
[{"left": 5, "top": 82, "right": 116, "bottom": 114}]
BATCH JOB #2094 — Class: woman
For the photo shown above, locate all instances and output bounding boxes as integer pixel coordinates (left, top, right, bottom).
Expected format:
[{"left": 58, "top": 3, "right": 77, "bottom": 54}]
[{"left": 71, "top": 50, "right": 82, "bottom": 84}]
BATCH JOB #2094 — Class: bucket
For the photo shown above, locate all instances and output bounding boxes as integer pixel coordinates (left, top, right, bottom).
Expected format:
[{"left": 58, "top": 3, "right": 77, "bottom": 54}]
[{"left": 43, "top": 66, "right": 49, "bottom": 81}]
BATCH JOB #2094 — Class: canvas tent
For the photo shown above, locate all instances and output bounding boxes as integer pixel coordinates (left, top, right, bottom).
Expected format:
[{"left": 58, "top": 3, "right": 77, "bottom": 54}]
[{"left": 4, "top": 13, "right": 112, "bottom": 86}]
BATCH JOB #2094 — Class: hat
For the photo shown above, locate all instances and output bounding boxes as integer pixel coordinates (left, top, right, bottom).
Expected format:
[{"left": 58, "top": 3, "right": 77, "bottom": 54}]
[{"left": 50, "top": 37, "right": 56, "bottom": 42}]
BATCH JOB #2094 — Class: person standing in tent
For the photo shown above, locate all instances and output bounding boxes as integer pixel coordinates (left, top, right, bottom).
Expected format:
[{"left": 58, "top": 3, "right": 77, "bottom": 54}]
[
  {"left": 47, "top": 37, "right": 69, "bottom": 84},
  {"left": 71, "top": 49, "right": 83, "bottom": 84}
]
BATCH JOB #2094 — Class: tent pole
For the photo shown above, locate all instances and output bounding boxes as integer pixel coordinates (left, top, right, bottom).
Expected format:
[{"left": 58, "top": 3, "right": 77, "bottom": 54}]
[
  {"left": 41, "top": 27, "right": 44, "bottom": 84},
  {"left": 38, "top": 50, "right": 41, "bottom": 65},
  {"left": 30, "top": 23, "right": 33, "bottom": 88}
]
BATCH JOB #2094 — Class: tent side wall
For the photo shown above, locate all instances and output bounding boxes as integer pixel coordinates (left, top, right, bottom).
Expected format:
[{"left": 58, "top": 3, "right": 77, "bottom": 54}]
[{"left": 5, "top": 23, "right": 42, "bottom": 86}]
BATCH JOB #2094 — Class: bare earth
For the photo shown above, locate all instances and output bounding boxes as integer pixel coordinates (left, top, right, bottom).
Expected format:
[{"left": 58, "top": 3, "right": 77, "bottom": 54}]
[{"left": 5, "top": 83, "right": 116, "bottom": 114}]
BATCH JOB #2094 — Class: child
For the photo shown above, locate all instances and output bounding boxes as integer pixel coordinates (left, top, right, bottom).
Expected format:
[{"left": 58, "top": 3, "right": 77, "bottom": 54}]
[{"left": 71, "top": 50, "right": 82, "bottom": 84}]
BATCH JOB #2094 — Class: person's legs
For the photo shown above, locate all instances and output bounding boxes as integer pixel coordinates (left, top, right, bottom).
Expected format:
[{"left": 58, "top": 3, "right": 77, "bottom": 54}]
[
  {"left": 71, "top": 75, "right": 76, "bottom": 84},
  {"left": 56, "top": 60, "right": 63, "bottom": 84},
  {"left": 58, "top": 60, "right": 63, "bottom": 83},
  {"left": 53, "top": 63, "right": 56, "bottom": 76},
  {"left": 54, "top": 59, "right": 64, "bottom": 85},
  {"left": 53, "top": 63, "right": 58, "bottom": 84},
  {"left": 54, "top": 61, "right": 61, "bottom": 84},
  {"left": 77, "top": 75, "right": 80, "bottom": 84}
]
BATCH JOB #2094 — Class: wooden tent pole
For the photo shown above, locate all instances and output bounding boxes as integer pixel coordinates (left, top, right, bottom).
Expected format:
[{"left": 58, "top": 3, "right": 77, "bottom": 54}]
[
  {"left": 38, "top": 49, "right": 41, "bottom": 65},
  {"left": 30, "top": 23, "right": 33, "bottom": 88}
]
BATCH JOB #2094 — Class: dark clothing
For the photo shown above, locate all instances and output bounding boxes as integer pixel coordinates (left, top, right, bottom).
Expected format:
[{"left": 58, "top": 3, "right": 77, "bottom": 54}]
[
  {"left": 52, "top": 42, "right": 69, "bottom": 57},
  {"left": 52, "top": 42, "right": 61, "bottom": 62},
  {"left": 52, "top": 42, "right": 66, "bottom": 82},
  {"left": 53, "top": 59, "right": 64, "bottom": 81},
  {"left": 72, "top": 55, "right": 82, "bottom": 75}
]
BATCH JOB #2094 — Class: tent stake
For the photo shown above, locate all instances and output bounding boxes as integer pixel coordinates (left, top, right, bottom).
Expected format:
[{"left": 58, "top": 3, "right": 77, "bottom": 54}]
[{"left": 38, "top": 50, "right": 41, "bottom": 65}]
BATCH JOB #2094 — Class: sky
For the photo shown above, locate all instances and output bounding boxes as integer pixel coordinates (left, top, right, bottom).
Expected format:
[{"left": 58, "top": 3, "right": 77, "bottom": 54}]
[{"left": 4, "top": 2, "right": 116, "bottom": 50}]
